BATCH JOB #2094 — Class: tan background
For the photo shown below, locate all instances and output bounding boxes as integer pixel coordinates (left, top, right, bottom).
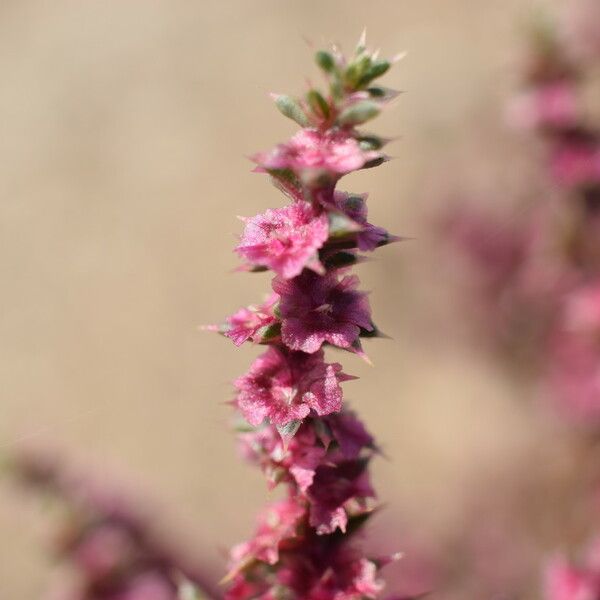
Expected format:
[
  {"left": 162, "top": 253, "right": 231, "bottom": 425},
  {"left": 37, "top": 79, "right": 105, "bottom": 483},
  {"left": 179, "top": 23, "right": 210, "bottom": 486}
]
[{"left": 0, "top": 1, "right": 566, "bottom": 598}]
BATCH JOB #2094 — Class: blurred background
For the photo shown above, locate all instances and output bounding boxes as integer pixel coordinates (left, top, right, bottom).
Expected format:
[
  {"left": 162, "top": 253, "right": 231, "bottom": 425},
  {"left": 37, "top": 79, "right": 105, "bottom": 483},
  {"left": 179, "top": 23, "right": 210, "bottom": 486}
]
[{"left": 0, "top": 0, "right": 578, "bottom": 598}]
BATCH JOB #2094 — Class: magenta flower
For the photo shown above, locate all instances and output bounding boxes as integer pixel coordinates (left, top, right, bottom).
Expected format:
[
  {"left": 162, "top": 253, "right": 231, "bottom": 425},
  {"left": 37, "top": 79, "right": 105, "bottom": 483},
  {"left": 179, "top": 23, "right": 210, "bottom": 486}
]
[
  {"left": 240, "top": 423, "right": 327, "bottom": 491},
  {"left": 327, "top": 410, "right": 375, "bottom": 459},
  {"left": 274, "top": 270, "right": 373, "bottom": 354},
  {"left": 234, "top": 347, "right": 355, "bottom": 427},
  {"left": 254, "top": 128, "right": 383, "bottom": 187},
  {"left": 228, "top": 498, "right": 305, "bottom": 572},
  {"left": 226, "top": 528, "right": 388, "bottom": 600},
  {"left": 215, "top": 293, "right": 278, "bottom": 346},
  {"left": 308, "top": 457, "right": 376, "bottom": 534},
  {"left": 236, "top": 202, "right": 328, "bottom": 279}
]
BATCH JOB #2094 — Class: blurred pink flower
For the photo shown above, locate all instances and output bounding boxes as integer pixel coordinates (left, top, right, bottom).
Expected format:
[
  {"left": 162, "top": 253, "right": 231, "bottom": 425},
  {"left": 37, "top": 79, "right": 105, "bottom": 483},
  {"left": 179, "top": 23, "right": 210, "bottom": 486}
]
[
  {"left": 550, "top": 139, "right": 600, "bottom": 188},
  {"left": 508, "top": 81, "right": 579, "bottom": 130},
  {"left": 545, "top": 554, "right": 600, "bottom": 600},
  {"left": 548, "top": 282, "right": 600, "bottom": 422}
]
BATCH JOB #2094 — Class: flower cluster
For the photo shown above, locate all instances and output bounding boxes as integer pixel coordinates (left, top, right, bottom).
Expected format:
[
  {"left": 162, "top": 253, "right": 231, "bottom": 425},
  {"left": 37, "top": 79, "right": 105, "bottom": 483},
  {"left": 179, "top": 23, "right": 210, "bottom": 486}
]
[
  {"left": 439, "top": 1, "right": 600, "bottom": 424},
  {"left": 12, "top": 447, "right": 218, "bottom": 600},
  {"left": 211, "top": 34, "right": 403, "bottom": 599}
]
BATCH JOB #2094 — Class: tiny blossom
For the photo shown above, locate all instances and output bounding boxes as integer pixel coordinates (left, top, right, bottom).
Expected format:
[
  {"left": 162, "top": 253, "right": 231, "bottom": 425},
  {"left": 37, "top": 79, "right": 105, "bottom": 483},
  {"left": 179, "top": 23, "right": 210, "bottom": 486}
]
[
  {"left": 236, "top": 202, "right": 328, "bottom": 279},
  {"left": 234, "top": 347, "right": 354, "bottom": 427},
  {"left": 243, "top": 423, "right": 327, "bottom": 492},
  {"left": 274, "top": 270, "right": 373, "bottom": 354},
  {"left": 254, "top": 128, "right": 383, "bottom": 187},
  {"left": 327, "top": 410, "right": 375, "bottom": 459},
  {"left": 228, "top": 498, "right": 305, "bottom": 573},
  {"left": 217, "top": 293, "right": 278, "bottom": 346},
  {"left": 308, "top": 458, "right": 375, "bottom": 534}
]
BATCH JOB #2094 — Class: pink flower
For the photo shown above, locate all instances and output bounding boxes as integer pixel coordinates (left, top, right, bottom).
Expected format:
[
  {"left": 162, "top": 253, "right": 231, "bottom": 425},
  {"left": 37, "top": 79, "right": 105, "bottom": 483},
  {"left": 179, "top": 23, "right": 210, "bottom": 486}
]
[
  {"left": 547, "top": 283, "right": 600, "bottom": 422},
  {"left": 545, "top": 556, "right": 600, "bottom": 600},
  {"left": 236, "top": 202, "right": 328, "bottom": 279},
  {"left": 239, "top": 423, "right": 328, "bottom": 492},
  {"left": 116, "top": 572, "right": 178, "bottom": 600},
  {"left": 563, "top": 282, "right": 600, "bottom": 332},
  {"left": 507, "top": 81, "right": 579, "bottom": 130},
  {"left": 228, "top": 499, "right": 305, "bottom": 573},
  {"left": 71, "top": 522, "right": 134, "bottom": 580},
  {"left": 226, "top": 528, "right": 385, "bottom": 600},
  {"left": 216, "top": 294, "right": 279, "bottom": 346},
  {"left": 234, "top": 347, "right": 355, "bottom": 427},
  {"left": 274, "top": 270, "right": 373, "bottom": 353},
  {"left": 326, "top": 411, "right": 375, "bottom": 459},
  {"left": 308, "top": 458, "right": 375, "bottom": 534},
  {"left": 550, "top": 139, "right": 600, "bottom": 188},
  {"left": 254, "top": 128, "right": 382, "bottom": 186}
]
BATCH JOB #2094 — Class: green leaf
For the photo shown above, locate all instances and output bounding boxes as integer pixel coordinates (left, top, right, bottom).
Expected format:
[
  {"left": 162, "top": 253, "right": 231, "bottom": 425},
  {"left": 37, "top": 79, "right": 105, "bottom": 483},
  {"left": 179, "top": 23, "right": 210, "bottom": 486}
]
[
  {"left": 315, "top": 50, "right": 335, "bottom": 72},
  {"left": 358, "top": 60, "right": 390, "bottom": 87},
  {"left": 328, "top": 211, "right": 362, "bottom": 237},
  {"left": 258, "top": 322, "right": 281, "bottom": 343},
  {"left": 337, "top": 101, "right": 380, "bottom": 126},
  {"left": 306, "top": 89, "right": 330, "bottom": 119},
  {"left": 358, "top": 135, "right": 384, "bottom": 151},
  {"left": 344, "top": 55, "right": 371, "bottom": 88},
  {"left": 323, "top": 251, "right": 361, "bottom": 269},
  {"left": 273, "top": 94, "right": 309, "bottom": 127},
  {"left": 276, "top": 420, "right": 302, "bottom": 441},
  {"left": 178, "top": 580, "right": 209, "bottom": 600}
]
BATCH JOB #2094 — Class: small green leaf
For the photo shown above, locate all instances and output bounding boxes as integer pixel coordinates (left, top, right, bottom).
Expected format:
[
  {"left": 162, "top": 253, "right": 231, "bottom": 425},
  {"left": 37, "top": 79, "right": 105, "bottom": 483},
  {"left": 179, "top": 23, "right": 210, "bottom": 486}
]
[
  {"left": 258, "top": 322, "right": 281, "bottom": 342},
  {"left": 276, "top": 420, "right": 302, "bottom": 441},
  {"left": 358, "top": 60, "right": 390, "bottom": 87},
  {"left": 344, "top": 55, "right": 371, "bottom": 88},
  {"left": 328, "top": 211, "right": 362, "bottom": 237},
  {"left": 315, "top": 50, "right": 335, "bottom": 72},
  {"left": 306, "top": 89, "right": 330, "bottom": 119},
  {"left": 337, "top": 101, "right": 380, "bottom": 126},
  {"left": 273, "top": 94, "right": 309, "bottom": 127},
  {"left": 367, "top": 86, "right": 386, "bottom": 97},
  {"left": 323, "top": 251, "right": 360, "bottom": 269},
  {"left": 178, "top": 580, "right": 209, "bottom": 600},
  {"left": 358, "top": 136, "right": 384, "bottom": 151}
]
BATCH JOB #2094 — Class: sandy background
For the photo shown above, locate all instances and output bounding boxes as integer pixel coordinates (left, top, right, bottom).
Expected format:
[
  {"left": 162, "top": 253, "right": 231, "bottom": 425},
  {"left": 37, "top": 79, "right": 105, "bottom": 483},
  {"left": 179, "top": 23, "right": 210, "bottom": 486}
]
[{"left": 0, "top": 1, "right": 566, "bottom": 597}]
